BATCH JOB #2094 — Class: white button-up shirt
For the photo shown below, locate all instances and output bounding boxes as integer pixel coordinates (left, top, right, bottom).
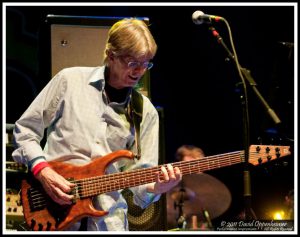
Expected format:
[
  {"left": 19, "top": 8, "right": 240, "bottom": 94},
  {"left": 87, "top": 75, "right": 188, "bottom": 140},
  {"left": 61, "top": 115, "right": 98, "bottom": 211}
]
[{"left": 12, "top": 66, "right": 161, "bottom": 231}]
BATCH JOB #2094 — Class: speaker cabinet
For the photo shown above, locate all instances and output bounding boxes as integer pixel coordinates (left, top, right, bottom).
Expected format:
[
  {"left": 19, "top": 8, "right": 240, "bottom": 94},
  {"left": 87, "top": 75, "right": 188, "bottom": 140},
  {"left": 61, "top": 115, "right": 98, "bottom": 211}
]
[
  {"left": 123, "top": 190, "right": 167, "bottom": 231},
  {"left": 40, "top": 15, "right": 151, "bottom": 97},
  {"left": 50, "top": 24, "right": 108, "bottom": 77}
]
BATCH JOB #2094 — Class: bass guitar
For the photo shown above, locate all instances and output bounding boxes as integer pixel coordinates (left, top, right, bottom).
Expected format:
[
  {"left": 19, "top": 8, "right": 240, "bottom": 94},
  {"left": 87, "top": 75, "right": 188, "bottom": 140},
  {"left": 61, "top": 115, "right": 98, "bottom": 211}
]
[{"left": 21, "top": 145, "right": 291, "bottom": 231}]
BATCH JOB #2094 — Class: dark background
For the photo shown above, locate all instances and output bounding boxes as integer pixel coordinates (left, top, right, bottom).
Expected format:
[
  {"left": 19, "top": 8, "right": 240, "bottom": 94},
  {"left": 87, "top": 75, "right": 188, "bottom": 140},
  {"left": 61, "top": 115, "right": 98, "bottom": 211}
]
[{"left": 5, "top": 4, "right": 295, "bottom": 224}]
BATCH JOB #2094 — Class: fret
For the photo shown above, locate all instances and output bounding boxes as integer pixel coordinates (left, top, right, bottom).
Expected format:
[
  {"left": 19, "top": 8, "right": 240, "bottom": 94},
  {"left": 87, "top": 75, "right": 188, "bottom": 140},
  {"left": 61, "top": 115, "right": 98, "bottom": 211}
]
[
  {"left": 188, "top": 162, "right": 192, "bottom": 174},
  {"left": 208, "top": 158, "right": 216, "bottom": 169},
  {"left": 200, "top": 159, "right": 209, "bottom": 172}
]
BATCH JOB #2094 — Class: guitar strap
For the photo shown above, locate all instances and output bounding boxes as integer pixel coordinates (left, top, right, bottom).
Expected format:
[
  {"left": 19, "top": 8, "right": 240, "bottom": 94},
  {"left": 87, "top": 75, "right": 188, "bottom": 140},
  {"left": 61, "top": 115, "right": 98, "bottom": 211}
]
[{"left": 129, "top": 89, "right": 143, "bottom": 160}]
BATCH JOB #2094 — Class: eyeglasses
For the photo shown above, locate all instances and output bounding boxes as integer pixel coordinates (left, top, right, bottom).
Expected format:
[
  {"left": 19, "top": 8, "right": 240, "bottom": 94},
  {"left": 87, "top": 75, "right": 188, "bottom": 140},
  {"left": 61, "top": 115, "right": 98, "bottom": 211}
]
[
  {"left": 119, "top": 56, "right": 154, "bottom": 70},
  {"left": 127, "top": 61, "right": 154, "bottom": 70}
]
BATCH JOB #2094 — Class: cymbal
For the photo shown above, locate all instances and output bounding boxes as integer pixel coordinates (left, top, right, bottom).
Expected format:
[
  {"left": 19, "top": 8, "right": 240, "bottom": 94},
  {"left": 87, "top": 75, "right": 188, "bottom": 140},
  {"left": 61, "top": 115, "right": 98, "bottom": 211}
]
[
  {"left": 167, "top": 173, "right": 231, "bottom": 229},
  {"left": 170, "top": 187, "right": 196, "bottom": 201}
]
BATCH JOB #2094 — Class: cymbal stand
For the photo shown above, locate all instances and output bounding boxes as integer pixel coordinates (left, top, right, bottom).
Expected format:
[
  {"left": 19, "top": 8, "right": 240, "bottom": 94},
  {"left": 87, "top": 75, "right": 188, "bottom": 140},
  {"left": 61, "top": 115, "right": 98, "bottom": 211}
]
[
  {"left": 174, "top": 187, "right": 187, "bottom": 229},
  {"left": 203, "top": 209, "right": 213, "bottom": 229}
]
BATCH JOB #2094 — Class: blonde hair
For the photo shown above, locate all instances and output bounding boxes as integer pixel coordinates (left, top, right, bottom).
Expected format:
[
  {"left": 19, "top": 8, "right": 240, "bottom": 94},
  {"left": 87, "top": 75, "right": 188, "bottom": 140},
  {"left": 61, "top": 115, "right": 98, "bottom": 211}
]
[
  {"left": 103, "top": 18, "right": 157, "bottom": 65},
  {"left": 175, "top": 145, "right": 205, "bottom": 161}
]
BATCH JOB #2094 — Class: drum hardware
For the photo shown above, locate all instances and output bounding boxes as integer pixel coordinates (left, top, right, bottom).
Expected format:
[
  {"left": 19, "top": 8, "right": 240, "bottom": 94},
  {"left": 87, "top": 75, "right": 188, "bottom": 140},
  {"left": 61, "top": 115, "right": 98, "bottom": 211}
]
[
  {"left": 173, "top": 187, "right": 188, "bottom": 229},
  {"left": 167, "top": 173, "right": 232, "bottom": 230}
]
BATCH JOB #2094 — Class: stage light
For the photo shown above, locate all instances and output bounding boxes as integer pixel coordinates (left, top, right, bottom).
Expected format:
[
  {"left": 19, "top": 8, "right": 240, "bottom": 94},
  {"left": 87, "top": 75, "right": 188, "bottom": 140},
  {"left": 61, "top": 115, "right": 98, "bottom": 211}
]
[{"left": 272, "top": 210, "right": 285, "bottom": 220}]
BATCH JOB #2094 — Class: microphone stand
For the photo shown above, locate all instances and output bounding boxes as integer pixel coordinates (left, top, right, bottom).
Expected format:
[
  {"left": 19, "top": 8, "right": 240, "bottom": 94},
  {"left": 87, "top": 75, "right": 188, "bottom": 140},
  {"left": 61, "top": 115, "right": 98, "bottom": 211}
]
[
  {"left": 208, "top": 26, "right": 281, "bottom": 125},
  {"left": 207, "top": 25, "right": 281, "bottom": 220}
]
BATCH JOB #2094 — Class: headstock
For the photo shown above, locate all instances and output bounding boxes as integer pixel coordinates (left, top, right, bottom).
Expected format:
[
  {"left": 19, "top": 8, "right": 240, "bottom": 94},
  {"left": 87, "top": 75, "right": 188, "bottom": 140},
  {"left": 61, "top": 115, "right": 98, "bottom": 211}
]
[{"left": 249, "top": 145, "right": 291, "bottom": 166}]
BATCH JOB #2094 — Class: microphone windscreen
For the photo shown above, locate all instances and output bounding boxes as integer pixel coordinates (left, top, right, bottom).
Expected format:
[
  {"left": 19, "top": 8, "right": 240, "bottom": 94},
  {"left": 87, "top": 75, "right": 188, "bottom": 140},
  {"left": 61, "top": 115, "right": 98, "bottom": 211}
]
[{"left": 192, "top": 10, "right": 205, "bottom": 25}]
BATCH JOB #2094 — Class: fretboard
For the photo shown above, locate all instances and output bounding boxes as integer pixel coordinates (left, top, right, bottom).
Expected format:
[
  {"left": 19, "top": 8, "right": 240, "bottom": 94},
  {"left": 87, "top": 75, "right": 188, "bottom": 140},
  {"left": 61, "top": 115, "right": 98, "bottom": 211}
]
[{"left": 76, "top": 150, "right": 244, "bottom": 198}]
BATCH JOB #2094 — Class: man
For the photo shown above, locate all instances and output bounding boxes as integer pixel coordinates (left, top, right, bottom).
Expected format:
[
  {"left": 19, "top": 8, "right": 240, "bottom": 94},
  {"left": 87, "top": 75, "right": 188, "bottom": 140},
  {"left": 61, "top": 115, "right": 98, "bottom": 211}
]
[
  {"left": 12, "top": 18, "right": 182, "bottom": 231},
  {"left": 175, "top": 145, "right": 205, "bottom": 162}
]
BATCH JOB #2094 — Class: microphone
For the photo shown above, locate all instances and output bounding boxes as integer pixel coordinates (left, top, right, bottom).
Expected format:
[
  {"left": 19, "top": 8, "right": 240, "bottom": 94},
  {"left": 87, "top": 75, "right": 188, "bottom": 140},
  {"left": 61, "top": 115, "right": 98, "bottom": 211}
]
[{"left": 192, "top": 10, "right": 224, "bottom": 25}]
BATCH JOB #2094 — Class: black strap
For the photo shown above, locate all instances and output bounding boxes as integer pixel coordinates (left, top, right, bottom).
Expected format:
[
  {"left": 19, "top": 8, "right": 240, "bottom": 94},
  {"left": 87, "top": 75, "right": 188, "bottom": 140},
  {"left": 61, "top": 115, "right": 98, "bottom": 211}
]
[{"left": 130, "top": 89, "right": 143, "bottom": 160}]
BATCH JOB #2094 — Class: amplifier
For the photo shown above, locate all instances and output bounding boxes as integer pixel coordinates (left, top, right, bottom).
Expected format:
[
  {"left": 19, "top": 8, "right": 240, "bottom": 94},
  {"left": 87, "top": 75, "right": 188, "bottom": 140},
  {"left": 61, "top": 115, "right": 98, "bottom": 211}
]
[{"left": 6, "top": 190, "right": 25, "bottom": 231}]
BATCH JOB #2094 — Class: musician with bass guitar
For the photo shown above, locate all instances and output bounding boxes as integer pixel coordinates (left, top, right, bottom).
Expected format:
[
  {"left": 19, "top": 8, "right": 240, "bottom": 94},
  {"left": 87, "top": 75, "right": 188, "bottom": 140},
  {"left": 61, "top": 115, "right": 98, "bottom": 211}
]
[
  {"left": 11, "top": 17, "right": 291, "bottom": 232},
  {"left": 12, "top": 18, "right": 182, "bottom": 231}
]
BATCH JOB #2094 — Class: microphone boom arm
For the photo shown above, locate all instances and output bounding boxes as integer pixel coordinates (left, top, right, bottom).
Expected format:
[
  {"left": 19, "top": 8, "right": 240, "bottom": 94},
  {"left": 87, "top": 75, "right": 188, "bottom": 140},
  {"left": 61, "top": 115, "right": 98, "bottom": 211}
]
[{"left": 208, "top": 26, "right": 281, "bottom": 125}]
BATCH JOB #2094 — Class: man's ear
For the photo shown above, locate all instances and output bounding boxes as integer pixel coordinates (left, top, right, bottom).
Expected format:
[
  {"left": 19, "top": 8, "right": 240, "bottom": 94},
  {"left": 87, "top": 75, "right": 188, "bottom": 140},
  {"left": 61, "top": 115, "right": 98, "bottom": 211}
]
[{"left": 106, "top": 49, "right": 114, "bottom": 61}]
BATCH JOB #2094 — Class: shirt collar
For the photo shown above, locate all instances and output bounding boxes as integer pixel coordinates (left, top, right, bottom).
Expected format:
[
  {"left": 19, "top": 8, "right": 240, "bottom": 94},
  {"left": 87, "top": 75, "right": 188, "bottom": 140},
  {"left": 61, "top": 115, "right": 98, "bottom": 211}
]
[{"left": 88, "top": 66, "right": 106, "bottom": 91}]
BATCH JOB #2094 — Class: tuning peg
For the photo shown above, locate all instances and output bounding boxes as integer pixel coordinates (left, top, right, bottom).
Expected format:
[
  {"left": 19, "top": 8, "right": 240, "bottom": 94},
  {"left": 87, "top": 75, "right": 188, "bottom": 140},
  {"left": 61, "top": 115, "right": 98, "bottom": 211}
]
[
  {"left": 256, "top": 146, "right": 261, "bottom": 153},
  {"left": 30, "top": 219, "right": 36, "bottom": 230},
  {"left": 46, "top": 221, "right": 52, "bottom": 231},
  {"left": 275, "top": 147, "right": 281, "bottom": 159},
  {"left": 38, "top": 223, "right": 43, "bottom": 231}
]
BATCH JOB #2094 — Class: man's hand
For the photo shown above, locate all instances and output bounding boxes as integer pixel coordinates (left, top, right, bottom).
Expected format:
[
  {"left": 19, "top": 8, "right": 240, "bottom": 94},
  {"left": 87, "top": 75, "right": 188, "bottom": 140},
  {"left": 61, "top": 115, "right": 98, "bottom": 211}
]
[
  {"left": 151, "top": 164, "right": 182, "bottom": 194},
  {"left": 35, "top": 167, "right": 76, "bottom": 205}
]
